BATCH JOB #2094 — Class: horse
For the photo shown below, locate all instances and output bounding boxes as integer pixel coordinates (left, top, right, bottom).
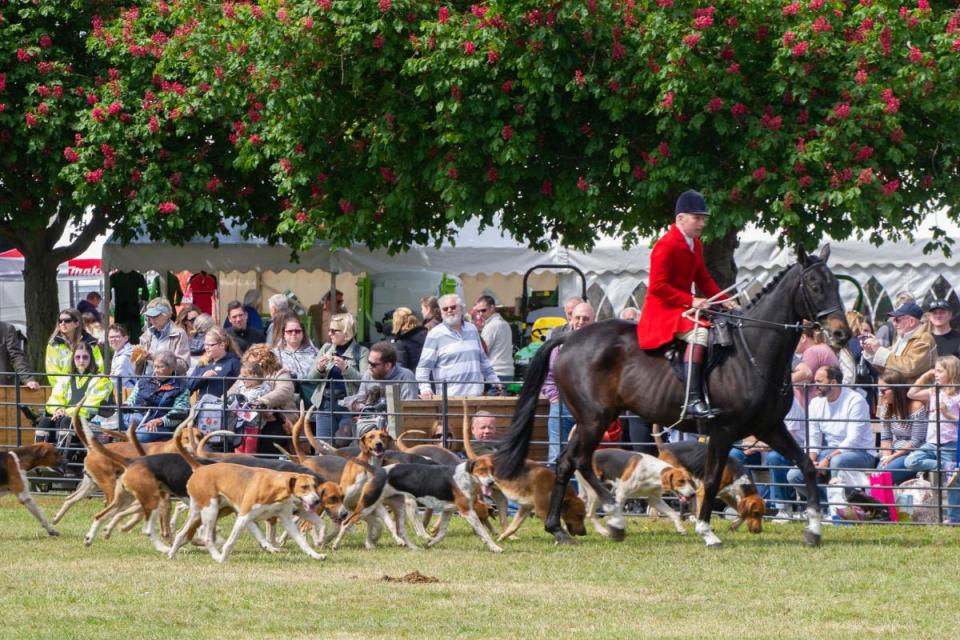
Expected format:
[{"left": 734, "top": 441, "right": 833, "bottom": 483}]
[{"left": 494, "top": 245, "right": 851, "bottom": 547}]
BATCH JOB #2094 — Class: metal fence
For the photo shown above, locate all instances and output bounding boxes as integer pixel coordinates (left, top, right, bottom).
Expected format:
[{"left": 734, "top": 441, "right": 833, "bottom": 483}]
[{"left": 2, "top": 371, "right": 958, "bottom": 525}]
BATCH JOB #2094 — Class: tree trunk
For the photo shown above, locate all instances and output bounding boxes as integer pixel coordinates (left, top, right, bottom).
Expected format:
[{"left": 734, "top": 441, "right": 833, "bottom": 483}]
[
  {"left": 21, "top": 250, "right": 61, "bottom": 385},
  {"left": 703, "top": 228, "right": 740, "bottom": 291}
]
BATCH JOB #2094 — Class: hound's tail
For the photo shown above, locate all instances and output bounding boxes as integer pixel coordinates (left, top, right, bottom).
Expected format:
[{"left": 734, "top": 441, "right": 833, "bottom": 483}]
[
  {"left": 395, "top": 429, "right": 430, "bottom": 453},
  {"left": 128, "top": 421, "right": 148, "bottom": 457},
  {"left": 652, "top": 424, "right": 666, "bottom": 451},
  {"left": 289, "top": 413, "right": 306, "bottom": 464},
  {"left": 461, "top": 399, "right": 478, "bottom": 461},
  {"left": 79, "top": 415, "right": 133, "bottom": 468},
  {"left": 173, "top": 423, "right": 202, "bottom": 470},
  {"left": 494, "top": 334, "right": 567, "bottom": 479},
  {"left": 301, "top": 403, "right": 327, "bottom": 454}
]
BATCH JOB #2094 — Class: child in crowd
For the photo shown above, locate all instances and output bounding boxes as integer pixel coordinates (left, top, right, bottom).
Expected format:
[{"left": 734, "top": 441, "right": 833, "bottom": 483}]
[{"left": 905, "top": 355, "right": 960, "bottom": 523}]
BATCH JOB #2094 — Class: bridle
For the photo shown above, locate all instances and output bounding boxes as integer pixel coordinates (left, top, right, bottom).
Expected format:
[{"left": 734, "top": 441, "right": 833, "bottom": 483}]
[
  {"left": 705, "top": 261, "right": 842, "bottom": 395},
  {"left": 797, "top": 260, "right": 841, "bottom": 323}
]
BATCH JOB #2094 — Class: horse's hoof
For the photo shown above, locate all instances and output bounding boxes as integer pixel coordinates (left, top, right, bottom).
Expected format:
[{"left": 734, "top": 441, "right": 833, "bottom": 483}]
[
  {"left": 705, "top": 540, "right": 723, "bottom": 549},
  {"left": 47, "top": 529, "right": 60, "bottom": 537},
  {"left": 803, "top": 530, "right": 822, "bottom": 547},
  {"left": 607, "top": 526, "right": 626, "bottom": 542},
  {"left": 553, "top": 531, "right": 575, "bottom": 545}
]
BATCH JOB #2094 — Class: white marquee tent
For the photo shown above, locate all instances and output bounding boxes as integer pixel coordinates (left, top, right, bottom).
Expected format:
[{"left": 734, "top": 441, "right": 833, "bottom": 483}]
[{"left": 102, "top": 213, "right": 960, "bottom": 323}]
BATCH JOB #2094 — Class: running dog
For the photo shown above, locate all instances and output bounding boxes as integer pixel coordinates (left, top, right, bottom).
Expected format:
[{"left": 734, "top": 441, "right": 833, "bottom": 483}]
[
  {"left": 331, "top": 461, "right": 503, "bottom": 553},
  {"left": 53, "top": 412, "right": 197, "bottom": 529},
  {"left": 396, "top": 427, "right": 501, "bottom": 533},
  {"left": 0, "top": 442, "right": 64, "bottom": 536},
  {"left": 577, "top": 448, "right": 696, "bottom": 539},
  {"left": 461, "top": 403, "right": 586, "bottom": 542},
  {"left": 167, "top": 424, "right": 330, "bottom": 563},
  {"left": 657, "top": 439, "right": 767, "bottom": 534}
]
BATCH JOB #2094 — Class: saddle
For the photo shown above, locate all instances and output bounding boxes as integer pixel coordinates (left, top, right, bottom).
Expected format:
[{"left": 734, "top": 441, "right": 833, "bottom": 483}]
[{"left": 661, "top": 310, "right": 740, "bottom": 384}]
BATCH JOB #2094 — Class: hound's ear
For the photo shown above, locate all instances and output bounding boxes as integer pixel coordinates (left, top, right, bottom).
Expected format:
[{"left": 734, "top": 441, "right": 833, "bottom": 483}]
[
  {"left": 465, "top": 459, "right": 475, "bottom": 473},
  {"left": 288, "top": 476, "right": 298, "bottom": 493},
  {"left": 818, "top": 244, "right": 831, "bottom": 263}
]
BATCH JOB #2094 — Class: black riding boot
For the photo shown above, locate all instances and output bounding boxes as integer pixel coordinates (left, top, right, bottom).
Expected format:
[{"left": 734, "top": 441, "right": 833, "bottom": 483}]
[{"left": 682, "top": 344, "right": 718, "bottom": 419}]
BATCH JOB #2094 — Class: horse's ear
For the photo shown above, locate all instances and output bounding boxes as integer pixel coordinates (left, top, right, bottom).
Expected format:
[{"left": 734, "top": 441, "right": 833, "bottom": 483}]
[
  {"left": 818, "top": 244, "right": 831, "bottom": 263},
  {"left": 796, "top": 244, "right": 808, "bottom": 265}
]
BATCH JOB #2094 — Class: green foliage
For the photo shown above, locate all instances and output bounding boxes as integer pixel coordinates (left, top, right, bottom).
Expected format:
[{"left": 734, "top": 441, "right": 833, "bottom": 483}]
[{"left": 66, "top": 0, "right": 960, "bottom": 256}]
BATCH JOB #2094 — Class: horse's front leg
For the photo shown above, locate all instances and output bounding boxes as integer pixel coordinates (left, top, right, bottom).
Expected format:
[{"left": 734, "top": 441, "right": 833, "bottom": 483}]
[{"left": 696, "top": 437, "right": 732, "bottom": 548}]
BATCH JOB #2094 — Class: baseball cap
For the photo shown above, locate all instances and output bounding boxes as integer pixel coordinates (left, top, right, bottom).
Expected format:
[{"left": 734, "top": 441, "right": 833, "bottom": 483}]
[
  {"left": 144, "top": 302, "right": 172, "bottom": 317},
  {"left": 927, "top": 299, "right": 951, "bottom": 312},
  {"left": 888, "top": 302, "right": 923, "bottom": 319}
]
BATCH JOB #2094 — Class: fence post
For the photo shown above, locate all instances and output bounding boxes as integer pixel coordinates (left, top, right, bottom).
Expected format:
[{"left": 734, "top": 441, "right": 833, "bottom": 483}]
[
  {"left": 440, "top": 381, "right": 449, "bottom": 450},
  {"left": 14, "top": 371, "right": 22, "bottom": 447},
  {"left": 935, "top": 382, "right": 943, "bottom": 524}
]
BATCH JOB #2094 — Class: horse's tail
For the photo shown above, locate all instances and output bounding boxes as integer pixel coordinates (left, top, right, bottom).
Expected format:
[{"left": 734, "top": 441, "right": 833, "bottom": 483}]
[{"left": 494, "top": 334, "right": 567, "bottom": 478}]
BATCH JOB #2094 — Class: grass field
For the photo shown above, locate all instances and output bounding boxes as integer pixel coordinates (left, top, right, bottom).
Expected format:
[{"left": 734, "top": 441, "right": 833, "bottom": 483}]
[{"left": 2, "top": 496, "right": 959, "bottom": 639}]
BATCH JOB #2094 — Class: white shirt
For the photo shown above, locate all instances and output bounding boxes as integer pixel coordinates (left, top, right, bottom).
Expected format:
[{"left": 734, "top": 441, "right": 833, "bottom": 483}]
[
  {"left": 783, "top": 397, "right": 807, "bottom": 447},
  {"left": 480, "top": 312, "right": 514, "bottom": 379},
  {"left": 807, "top": 387, "right": 874, "bottom": 456}
]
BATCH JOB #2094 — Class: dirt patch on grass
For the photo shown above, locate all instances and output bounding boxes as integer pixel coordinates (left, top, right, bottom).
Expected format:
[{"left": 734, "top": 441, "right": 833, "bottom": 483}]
[{"left": 380, "top": 570, "right": 440, "bottom": 584}]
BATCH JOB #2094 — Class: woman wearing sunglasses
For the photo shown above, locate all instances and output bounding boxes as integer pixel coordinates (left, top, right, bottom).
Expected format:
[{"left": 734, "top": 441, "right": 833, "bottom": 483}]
[
  {"left": 272, "top": 310, "right": 319, "bottom": 402},
  {"left": 45, "top": 308, "right": 103, "bottom": 386},
  {"left": 35, "top": 342, "right": 113, "bottom": 472}
]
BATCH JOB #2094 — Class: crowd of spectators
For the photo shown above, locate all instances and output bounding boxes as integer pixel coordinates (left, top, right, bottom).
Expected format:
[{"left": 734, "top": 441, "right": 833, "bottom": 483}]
[{"left": 6, "top": 284, "right": 960, "bottom": 524}]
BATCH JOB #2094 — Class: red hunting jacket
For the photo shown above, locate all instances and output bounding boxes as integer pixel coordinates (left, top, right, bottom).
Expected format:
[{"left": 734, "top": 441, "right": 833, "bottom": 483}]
[{"left": 637, "top": 224, "right": 727, "bottom": 349}]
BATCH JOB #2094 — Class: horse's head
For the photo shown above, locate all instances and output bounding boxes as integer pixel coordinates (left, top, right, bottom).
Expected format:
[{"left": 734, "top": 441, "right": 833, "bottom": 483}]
[{"left": 796, "top": 245, "right": 852, "bottom": 348}]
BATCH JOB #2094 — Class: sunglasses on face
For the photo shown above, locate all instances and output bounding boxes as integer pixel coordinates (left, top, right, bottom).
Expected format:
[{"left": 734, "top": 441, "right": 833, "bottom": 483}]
[
  {"left": 58, "top": 317, "right": 77, "bottom": 324},
  {"left": 186, "top": 315, "right": 199, "bottom": 322},
  {"left": 440, "top": 306, "right": 459, "bottom": 312},
  {"left": 285, "top": 329, "right": 303, "bottom": 334},
  {"left": 328, "top": 328, "right": 342, "bottom": 334}
]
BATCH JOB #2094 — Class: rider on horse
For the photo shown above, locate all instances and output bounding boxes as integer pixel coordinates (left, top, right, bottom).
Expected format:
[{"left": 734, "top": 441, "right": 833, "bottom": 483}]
[{"left": 636, "top": 190, "right": 738, "bottom": 419}]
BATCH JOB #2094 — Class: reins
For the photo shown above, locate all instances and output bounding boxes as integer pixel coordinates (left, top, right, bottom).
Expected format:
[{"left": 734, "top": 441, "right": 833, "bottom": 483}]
[{"left": 660, "top": 262, "right": 836, "bottom": 436}]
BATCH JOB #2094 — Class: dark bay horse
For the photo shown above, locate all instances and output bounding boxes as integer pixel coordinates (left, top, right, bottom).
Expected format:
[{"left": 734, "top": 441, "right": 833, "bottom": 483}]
[{"left": 494, "top": 246, "right": 851, "bottom": 547}]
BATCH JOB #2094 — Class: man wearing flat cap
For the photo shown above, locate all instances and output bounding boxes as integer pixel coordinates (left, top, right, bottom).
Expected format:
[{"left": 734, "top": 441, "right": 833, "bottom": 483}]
[
  {"left": 926, "top": 299, "right": 960, "bottom": 358},
  {"left": 637, "top": 189, "right": 737, "bottom": 419},
  {"left": 861, "top": 302, "right": 937, "bottom": 383}
]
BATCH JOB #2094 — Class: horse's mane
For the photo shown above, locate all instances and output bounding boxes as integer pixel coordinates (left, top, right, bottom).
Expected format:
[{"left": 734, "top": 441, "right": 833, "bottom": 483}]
[{"left": 742, "top": 261, "right": 803, "bottom": 311}]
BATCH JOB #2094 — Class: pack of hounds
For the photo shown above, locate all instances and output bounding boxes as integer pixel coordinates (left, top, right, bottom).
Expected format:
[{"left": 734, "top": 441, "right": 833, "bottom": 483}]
[{"left": 3, "top": 401, "right": 765, "bottom": 562}]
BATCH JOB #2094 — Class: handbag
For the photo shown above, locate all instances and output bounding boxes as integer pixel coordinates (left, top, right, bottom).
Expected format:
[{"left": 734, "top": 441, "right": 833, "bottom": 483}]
[{"left": 867, "top": 471, "right": 899, "bottom": 522}]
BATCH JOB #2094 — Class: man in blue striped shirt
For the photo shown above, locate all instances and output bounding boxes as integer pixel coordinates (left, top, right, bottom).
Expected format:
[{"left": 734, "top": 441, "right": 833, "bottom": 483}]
[{"left": 416, "top": 294, "right": 501, "bottom": 398}]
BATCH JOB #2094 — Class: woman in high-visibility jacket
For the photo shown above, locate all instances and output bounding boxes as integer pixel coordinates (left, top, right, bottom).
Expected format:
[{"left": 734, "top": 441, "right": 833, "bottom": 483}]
[
  {"left": 45, "top": 308, "right": 104, "bottom": 386},
  {"left": 36, "top": 341, "right": 113, "bottom": 474}
]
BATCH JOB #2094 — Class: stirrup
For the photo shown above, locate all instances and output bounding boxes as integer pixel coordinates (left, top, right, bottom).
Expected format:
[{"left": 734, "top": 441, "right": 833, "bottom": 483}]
[{"left": 684, "top": 399, "right": 719, "bottom": 420}]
